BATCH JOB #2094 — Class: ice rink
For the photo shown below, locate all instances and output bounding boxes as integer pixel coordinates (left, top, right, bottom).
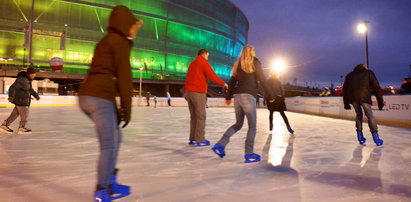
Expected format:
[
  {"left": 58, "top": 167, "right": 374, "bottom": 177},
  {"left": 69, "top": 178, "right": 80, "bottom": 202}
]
[{"left": 1, "top": 106, "right": 411, "bottom": 202}]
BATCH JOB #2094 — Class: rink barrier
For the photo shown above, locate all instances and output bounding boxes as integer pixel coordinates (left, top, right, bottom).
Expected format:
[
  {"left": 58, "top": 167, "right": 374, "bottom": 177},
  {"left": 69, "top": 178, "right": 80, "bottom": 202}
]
[
  {"left": 285, "top": 95, "right": 411, "bottom": 128},
  {"left": 0, "top": 95, "right": 409, "bottom": 127}
]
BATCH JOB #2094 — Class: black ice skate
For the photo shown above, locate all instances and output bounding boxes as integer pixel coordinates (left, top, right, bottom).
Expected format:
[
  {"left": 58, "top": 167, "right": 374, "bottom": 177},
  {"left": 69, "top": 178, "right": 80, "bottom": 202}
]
[
  {"left": 18, "top": 127, "right": 32, "bottom": 135},
  {"left": 0, "top": 125, "right": 13, "bottom": 134}
]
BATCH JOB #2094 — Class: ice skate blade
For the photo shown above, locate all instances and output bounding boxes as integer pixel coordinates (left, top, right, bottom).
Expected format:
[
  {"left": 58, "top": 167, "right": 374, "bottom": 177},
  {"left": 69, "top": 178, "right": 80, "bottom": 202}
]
[
  {"left": 244, "top": 159, "right": 260, "bottom": 163},
  {"left": 0, "top": 130, "right": 13, "bottom": 135},
  {"left": 111, "top": 191, "right": 130, "bottom": 200},
  {"left": 17, "top": 131, "right": 32, "bottom": 135}
]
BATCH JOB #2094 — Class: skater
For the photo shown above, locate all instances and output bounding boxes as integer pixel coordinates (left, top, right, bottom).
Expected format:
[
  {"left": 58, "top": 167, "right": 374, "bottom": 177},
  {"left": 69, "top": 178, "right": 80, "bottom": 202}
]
[
  {"left": 153, "top": 96, "right": 157, "bottom": 108},
  {"left": 78, "top": 5, "right": 143, "bottom": 201},
  {"left": 146, "top": 91, "right": 151, "bottom": 106},
  {"left": 184, "top": 49, "right": 228, "bottom": 146},
  {"left": 166, "top": 91, "right": 171, "bottom": 106},
  {"left": 0, "top": 67, "right": 40, "bottom": 135},
  {"left": 266, "top": 71, "right": 294, "bottom": 134},
  {"left": 212, "top": 45, "right": 275, "bottom": 163},
  {"left": 343, "top": 64, "right": 384, "bottom": 146}
]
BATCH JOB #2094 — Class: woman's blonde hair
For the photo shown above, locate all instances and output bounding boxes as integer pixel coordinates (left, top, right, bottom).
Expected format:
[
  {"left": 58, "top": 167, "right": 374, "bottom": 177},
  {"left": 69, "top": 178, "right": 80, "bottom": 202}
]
[{"left": 232, "top": 45, "right": 256, "bottom": 77}]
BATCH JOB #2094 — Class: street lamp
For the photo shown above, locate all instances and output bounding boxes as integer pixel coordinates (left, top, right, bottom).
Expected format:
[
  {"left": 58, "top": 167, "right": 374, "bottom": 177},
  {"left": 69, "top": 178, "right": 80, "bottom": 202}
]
[
  {"left": 357, "top": 21, "right": 369, "bottom": 68},
  {"left": 139, "top": 67, "right": 143, "bottom": 97},
  {"left": 271, "top": 59, "right": 286, "bottom": 83}
]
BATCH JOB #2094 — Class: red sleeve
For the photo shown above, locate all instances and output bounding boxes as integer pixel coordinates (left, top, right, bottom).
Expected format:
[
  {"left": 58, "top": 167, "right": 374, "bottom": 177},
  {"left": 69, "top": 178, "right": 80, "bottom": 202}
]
[{"left": 204, "top": 61, "right": 225, "bottom": 86}]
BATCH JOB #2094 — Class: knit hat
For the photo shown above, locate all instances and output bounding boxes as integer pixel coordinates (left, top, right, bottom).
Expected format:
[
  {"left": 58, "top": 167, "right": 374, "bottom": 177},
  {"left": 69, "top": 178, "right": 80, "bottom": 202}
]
[{"left": 26, "top": 67, "right": 36, "bottom": 75}]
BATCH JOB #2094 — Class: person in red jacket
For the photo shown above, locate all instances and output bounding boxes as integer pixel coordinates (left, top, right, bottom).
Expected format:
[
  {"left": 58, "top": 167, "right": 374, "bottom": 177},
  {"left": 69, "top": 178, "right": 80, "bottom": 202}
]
[{"left": 184, "top": 49, "right": 227, "bottom": 146}]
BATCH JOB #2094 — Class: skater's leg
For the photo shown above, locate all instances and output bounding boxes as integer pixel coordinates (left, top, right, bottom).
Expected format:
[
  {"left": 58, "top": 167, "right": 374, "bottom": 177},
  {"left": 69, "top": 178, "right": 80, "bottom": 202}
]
[
  {"left": 269, "top": 110, "right": 273, "bottom": 131},
  {"left": 351, "top": 102, "right": 363, "bottom": 132},
  {"left": 3, "top": 106, "right": 19, "bottom": 126},
  {"left": 186, "top": 93, "right": 196, "bottom": 142},
  {"left": 79, "top": 96, "right": 118, "bottom": 189},
  {"left": 16, "top": 106, "right": 30, "bottom": 128},
  {"left": 361, "top": 103, "right": 378, "bottom": 134},
  {"left": 242, "top": 94, "right": 257, "bottom": 154},
  {"left": 218, "top": 95, "right": 245, "bottom": 146},
  {"left": 280, "top": 111, "right": 290, "bottom": 126},
  {"left": 190, "top": 93, "right": 206, "bottom": 143}
]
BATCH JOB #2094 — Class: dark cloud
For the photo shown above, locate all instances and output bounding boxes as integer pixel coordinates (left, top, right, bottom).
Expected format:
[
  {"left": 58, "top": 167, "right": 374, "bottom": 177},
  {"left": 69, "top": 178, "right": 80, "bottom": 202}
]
[{"left": 230, "top": 0, "right": 411, "bottom": 87}]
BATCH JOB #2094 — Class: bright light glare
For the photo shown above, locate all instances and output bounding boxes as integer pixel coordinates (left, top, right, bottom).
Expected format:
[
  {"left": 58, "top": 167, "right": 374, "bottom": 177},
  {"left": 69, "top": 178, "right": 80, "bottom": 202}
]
[
  {"left": 272, "top": 60, "right": 286, "bottom": 73},
  {"left": 357, "top": 23, "right": 367, "bottom": 33}
]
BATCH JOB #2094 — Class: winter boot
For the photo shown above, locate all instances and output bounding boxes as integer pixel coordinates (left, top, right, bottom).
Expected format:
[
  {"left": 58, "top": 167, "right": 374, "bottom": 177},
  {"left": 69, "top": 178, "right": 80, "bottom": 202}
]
[
  {"left": 94, "top": 188, "right": 111, "bottom": 202},
  {"left": 269, "top": 123, "right": 273, "bottom": 131},
  {"left": 195, "top": 140, "right": 210, "bottom": 147},
  {"left": 211, "top": 143, "right": 225, "bottom": 158},
  {"left": 0, "top": 125, "right": 13, "bottom": 134},
  {"left": 372, "top": 132, "right": 384, "bottom": 146},
  {"left": 17, "top": 127, "right": 32, "bottom": 135},
  {"left": 244, "top": 153, "right": 261, "bottom": 163},
  {"left": 356, "top": 131, "right": 366, "bottom": 144},
  {"left": 287, "top": 125, "right": 294, "bottom": 134},
  {"left": 110, "top": 169, "right": 131, "bottom": 200}
]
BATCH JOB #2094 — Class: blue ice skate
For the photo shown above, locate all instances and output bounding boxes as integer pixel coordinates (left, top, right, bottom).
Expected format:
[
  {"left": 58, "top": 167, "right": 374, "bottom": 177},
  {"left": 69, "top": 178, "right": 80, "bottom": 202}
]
[
  {"left": 211, "top": 143, "right": 225, "bottom": 158},
  {"left": 188, "top": 140, "right": 196, "bottom": 145},
  {"left": 110, "top": 169, "right": 131, "bottom": 200},
  {"left": 244, "top": 153, "right": 261, "bottom": 163},
  {"left": 287, "top": 125, "right": 294, "bottom": 134},
  {"left": 356, "top": 131, "right": 366, "bottom": 144},
  {"left": 95, "top": 189, "right": 111, "bottom": 202},
  {"left": 195, "top": 140, "right": 210, "bottom": 147},
  {"left": 372, "top": 132, "right": 384, "bottom": 146}
]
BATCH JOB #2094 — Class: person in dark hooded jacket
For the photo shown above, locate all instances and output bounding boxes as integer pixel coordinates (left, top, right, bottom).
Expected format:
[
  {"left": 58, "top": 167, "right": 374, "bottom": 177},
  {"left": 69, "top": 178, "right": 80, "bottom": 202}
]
[
  {"left": 0, "top": 67, "right": 39, "bottom": 135},
  {"left": 78, "top": 5, "right": 143, "bottom": 201},
  {"left": 343, "top": 64, "right": 384, "bottom": 146}
]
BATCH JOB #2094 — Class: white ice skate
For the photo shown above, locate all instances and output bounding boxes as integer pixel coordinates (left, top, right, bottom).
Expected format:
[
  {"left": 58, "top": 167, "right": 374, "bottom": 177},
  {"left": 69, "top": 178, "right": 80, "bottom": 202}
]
[
  {"left": 17, "top": 127, "right": 32, "bottom": 135},
  {"left": 0, "top": 125, "right": 13, "bottom": 134}
]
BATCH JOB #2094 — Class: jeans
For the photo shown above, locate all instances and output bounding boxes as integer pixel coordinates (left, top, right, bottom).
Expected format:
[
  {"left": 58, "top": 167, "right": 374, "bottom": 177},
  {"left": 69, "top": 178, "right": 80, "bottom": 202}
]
[
  {"left": 3, "top": 105, "right": 30, "bottom": 128},
  {"left": 79, "top": 96, "right": 122, "bottom": 188},
  {"left": 185, "top": 92, "right": 207, "bottom": 142},
  {"left": 218, "top": 94, "right": 257, "bottom": 154},
  {"left": 351, "top": 102, "right": 378, "bottom": 133}
]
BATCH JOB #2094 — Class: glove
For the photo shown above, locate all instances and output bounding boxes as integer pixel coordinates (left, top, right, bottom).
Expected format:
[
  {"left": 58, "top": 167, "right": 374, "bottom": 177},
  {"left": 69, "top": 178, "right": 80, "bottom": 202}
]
[
  {"left": 344, "top": 103, "right": 351, "bottom": 110},
  {"left": 36, "top": 96, "right": 40, "bottom": 101},
  {"left": 8, "top": 97, "right": 14, "bottom": 103},
  {"left": 118, "top": 108, "right": 131, "bottom": 128},
  {"left": 378, "top": 102, "right": 384, "bottom": 111}
]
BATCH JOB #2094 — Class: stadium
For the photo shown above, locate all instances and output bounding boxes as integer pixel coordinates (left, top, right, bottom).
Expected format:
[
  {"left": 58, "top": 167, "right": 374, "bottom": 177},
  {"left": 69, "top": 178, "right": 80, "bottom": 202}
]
[{"left": 0, "top": 0, "right": 248, "bottom": 96}]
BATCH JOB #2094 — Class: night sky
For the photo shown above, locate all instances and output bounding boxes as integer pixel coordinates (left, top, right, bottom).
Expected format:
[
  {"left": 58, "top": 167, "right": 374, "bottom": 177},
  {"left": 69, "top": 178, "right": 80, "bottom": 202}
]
[{"left": 230, "top": 0, "right": 411, "bottom": 88}]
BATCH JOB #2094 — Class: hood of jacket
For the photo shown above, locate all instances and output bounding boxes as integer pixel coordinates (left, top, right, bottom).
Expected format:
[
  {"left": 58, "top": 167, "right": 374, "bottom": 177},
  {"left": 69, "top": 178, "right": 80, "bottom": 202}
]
[
  {"left": 353, "top": 64, "right": 367, "bottom": 71},
  {"left": 108, "top": 5, "right": 137, "bottom": 38},
  {"left": 17, "top": 71, "right": 32, "bottom": 81}
]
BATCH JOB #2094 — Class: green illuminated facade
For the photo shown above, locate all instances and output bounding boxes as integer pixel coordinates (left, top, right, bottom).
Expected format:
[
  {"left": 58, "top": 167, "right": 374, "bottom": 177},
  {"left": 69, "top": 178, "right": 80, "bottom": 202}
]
[{"left": 0, "top": 0, "right": 248, "bottom": 81}]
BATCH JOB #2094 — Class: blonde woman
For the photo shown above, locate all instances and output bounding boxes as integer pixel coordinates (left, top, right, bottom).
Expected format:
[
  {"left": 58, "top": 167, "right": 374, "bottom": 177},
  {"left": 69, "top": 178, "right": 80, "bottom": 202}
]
[{"left": 212, "top": 45, "right": 276, "bottom": 163}]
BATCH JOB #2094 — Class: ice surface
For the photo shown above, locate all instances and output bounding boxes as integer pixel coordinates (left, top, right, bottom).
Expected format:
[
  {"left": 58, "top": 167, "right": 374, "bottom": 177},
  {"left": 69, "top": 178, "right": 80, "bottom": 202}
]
[{"left": 1, "top": 106, "right": 411, "bottom": 202}]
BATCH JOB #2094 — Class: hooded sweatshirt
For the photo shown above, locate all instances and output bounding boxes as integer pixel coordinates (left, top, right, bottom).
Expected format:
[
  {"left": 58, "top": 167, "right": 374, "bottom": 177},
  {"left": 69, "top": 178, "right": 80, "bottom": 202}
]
[{"left": 79, "top": 5, "right": 137, "bottom": 123}]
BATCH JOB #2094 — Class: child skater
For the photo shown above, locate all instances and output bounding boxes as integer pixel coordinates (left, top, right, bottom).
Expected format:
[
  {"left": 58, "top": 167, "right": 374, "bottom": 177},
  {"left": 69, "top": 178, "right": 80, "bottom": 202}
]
[
  {"left": 211, "top": 45, "right": 276, "bottom": 163},
  {"left": 266, "top": 71, "right": 294, "bottom": 134},
  {"left": 78, "top": 5, "right": 143, "bottom": 202}
]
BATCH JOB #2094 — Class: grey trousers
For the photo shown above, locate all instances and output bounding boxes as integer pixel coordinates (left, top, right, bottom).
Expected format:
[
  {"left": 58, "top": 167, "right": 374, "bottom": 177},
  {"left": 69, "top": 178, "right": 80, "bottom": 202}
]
[
  {"left": 3, "top": 105, "right": 30, "bottom": 128},
  {"left": 185, "top": 92, "right": 207, "bottom": 142},
  {"left": 218, "top": 94, "right": 257, "bottom": 154},
  {"left": 351, "top": 102, "right": 378, "bottom": 133}
]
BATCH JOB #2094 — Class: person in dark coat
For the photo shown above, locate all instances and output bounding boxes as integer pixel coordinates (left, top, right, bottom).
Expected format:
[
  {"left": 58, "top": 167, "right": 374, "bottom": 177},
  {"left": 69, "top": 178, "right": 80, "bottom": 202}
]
[
  {"left": 78, "top": 5, "right": 143, "bottom": 201},
  {"left": 0, "top": 67, "right": 39, "bottom": 135},
  {"left": 343, "top": 64, "right": 384, "bottom": 146},
  {"left": 211, "top": 45, "right": 276, "bottom": 163},
  {"left": 266, "top": 71, "right": 294, "bottom": 134},
  {"left": 399, "top": 78, "right": 411, "bottom": 94}
]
